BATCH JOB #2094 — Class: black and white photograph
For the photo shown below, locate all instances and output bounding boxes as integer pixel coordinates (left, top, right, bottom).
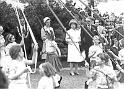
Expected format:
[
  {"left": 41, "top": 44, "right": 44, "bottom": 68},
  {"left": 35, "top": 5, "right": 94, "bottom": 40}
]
[{"left": 0, "top": 0, "right": 124, "bottom": 89}]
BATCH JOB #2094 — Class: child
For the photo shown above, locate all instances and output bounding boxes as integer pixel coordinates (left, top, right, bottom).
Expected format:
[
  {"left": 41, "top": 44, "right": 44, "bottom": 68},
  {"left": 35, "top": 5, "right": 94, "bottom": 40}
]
[
  {"left": 5, "top": 33, "right": 24, "bottom": 56},
  {"left": 86, "top": 53, "right": 117, "bottom": 89},
  {"left": 108, "top": 38, "right": 124, "bottom": 88},
  {"left": 45, "top": 29, "right": 62, "bottom": 73},
  {"left": 38, "top": 62, "right": 62, "bottom": 89},
  {"left": 88, "top": 35, "right": 103, "bottom": 69},
  {"left": 1, "top": 33, "right": 24, "bottom": 76},
  {"left": 7, "top": 44, "right": 38, "bottom": 89},
  {"left": 66, "top": 19, "right": 84, "bottom": 76}
]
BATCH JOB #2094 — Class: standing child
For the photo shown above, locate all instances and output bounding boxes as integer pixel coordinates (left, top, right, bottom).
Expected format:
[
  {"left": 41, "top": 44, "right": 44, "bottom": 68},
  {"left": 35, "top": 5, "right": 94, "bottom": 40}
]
[
  {"left": 7, "top": 44, "right": 38, "bottom": 89},
  {"left": 38, "top": 62, "right": 61, "bottom": 89},
  {"left": 66, "top": 19, "right": 84, "bottom": 76},
  {"left": 88, "top": 35, "right": 103, "bottom": 69},
  {"left": 44, "top": 30, "right": 62, "bottom": 87}
]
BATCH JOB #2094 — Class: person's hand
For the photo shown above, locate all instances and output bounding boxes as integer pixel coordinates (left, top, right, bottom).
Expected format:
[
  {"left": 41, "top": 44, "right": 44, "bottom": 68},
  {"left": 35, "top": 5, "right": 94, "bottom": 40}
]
[
  {"left": 32, "top": 43, "right": 38, "bottom": 51},
  {"left": 85, "top": 61, "right": 89, "bottom": 68}
]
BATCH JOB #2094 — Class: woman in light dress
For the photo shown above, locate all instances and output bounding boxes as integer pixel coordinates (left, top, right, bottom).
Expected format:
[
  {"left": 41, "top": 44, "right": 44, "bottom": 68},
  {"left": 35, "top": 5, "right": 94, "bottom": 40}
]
[{"left": 66, "top": 19, "right": 85, "bottom": 76}]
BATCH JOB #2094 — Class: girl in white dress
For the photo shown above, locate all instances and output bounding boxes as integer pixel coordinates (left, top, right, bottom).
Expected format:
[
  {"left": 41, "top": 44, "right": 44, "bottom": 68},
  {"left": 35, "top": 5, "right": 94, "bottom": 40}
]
[
  {"left": 7, "top": 44, "right": 38, "bottom": 89},
  {"left": 66, "top": 19, "right": 84, "bottom": 76},
  {"left": 38, "top": 62, "right": 60, "bottom": 89}
]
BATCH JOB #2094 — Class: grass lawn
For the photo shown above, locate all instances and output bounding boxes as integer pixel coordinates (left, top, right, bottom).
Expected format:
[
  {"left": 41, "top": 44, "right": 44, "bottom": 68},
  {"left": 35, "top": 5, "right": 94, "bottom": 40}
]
[{"left": 29, "top": 67, "right": 88, "bottom": 89}]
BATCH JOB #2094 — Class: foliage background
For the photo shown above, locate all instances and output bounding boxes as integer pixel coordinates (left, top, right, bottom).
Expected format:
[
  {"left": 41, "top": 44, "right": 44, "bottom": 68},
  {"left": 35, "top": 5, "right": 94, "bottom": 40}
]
[{"left": 0, "top": 0, "right": 86, "bottom": 60}]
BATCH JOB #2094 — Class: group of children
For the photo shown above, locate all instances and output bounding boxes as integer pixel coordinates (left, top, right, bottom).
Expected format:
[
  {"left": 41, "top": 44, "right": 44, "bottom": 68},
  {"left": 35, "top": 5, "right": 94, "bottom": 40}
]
[
  {"left": 0, "top": 16, "right": 63, "bottom": 89},
  {"left": 0, "top": 16, "right": 124, "bottom": 89}
]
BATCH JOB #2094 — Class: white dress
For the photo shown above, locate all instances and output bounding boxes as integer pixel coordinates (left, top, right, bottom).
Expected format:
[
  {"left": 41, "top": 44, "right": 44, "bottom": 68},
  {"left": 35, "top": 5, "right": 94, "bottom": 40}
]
[
  {"left": 66, "top": 28, "right": 84, "bottom": 62},
  {"left": 37, "top": 76, "right": 54, "bottom": 89},
  {"left": 8, "top": 59, "right": 28, "bottom": 89}
]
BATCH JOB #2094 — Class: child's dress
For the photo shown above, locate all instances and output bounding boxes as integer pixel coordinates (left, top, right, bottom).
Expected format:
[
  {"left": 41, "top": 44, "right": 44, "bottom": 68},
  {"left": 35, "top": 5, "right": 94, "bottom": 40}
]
[
  {"left": 37, "top": 76, "right": 54, "bottom": 89},
  {"left": 89, "top": 44, "right": 103, "bottom": 68},
  {"left": 45, "top": 39, "right": 62, "bottom": 72},
  {"left": 8, "top": 59, "right": 28, "bottom": 89}
]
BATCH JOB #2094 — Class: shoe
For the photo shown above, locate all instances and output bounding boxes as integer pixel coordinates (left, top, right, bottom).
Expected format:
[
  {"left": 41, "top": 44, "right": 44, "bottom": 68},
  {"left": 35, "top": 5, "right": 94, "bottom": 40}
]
[
  {"left": 74, "top": 72, "right": 79, "bottom": 75},
  {"left": 70, "top": 72, "right": 75, "bottom": 76},
  {"left": 84, "top": 81, "right": 88, "bottom": 89},
  {"left": 58, "top": 76, "right": 62, "bottom": 84}
]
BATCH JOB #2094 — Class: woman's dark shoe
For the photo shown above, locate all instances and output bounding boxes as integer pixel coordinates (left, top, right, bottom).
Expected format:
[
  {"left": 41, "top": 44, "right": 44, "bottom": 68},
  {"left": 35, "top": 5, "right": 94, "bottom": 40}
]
[
  {"left": 74, "top": 72, "right": 79, "bottom": 75},
  {"left": 55, "top": 76, "right": 62, "bottom": 88},
  {"left": 84, "top": 81, "right": 88, "bottom": 89},
  {"left": 58, "top": 76, "right": 62, "bottom": 84},
  {"left": 70, "top": 72, "right": 75, "bottom": 76}
]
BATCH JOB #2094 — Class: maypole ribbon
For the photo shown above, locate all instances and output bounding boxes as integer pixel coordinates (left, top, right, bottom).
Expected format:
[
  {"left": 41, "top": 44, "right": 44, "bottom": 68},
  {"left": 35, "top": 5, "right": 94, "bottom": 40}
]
[{"left": 14, "top": 6, "right": 32, "bottom": 89}]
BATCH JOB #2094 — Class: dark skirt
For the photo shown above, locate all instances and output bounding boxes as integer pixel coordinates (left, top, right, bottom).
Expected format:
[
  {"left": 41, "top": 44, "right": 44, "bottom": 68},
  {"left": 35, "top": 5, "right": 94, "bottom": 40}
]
[
  {"left": 118, "top": 64, "right": 124, "bottom": 83},
  {"left": 45, "top": 53, "right": 62, "bottom": 72}
]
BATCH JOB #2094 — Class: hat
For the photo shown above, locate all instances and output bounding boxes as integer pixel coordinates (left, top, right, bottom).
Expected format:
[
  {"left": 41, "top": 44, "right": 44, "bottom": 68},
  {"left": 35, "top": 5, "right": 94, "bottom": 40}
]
[
  {"left": 69, "top": 19, "right": 78, "bottom": 26},
  {"left": 43, "top": 17, "right": 51, "bottom": 23}
]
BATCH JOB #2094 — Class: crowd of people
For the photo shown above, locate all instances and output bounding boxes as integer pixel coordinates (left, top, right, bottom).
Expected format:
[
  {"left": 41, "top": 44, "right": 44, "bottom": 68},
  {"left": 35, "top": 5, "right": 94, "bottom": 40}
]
[{"left": 0, "top": 6, "right": 124, "bottom": 89}]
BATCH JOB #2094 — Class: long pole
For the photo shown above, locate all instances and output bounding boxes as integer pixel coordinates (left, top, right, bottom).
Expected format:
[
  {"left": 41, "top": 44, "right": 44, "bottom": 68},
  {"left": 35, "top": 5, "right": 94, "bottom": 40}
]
[
  {"left": 14, "top": 7, "right": 32, "bottom": 89},
  {"left": 79, "top": 0, "right": 124, "bottom": 38},
  {"left": 45, "top": 0, "right": 88, "bottom": 62},
  {"left": 58, "top": 0, "right": 93, "bottom": 39},
  {"left": 21, "top": 9, "right": 37, "bottom": 45}
]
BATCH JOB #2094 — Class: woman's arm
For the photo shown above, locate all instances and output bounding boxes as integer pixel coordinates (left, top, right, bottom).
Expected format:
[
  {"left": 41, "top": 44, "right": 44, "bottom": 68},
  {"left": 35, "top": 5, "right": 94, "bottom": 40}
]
[{"left": 8, "top": 67, "right": 30, "bottom": 80}]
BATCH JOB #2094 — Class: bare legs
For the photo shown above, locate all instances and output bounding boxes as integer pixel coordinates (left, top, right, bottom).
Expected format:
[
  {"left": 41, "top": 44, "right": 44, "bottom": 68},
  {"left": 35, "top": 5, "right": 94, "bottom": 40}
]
[{"left": 70, "top": 62, "right": 79, "bottom": 75}]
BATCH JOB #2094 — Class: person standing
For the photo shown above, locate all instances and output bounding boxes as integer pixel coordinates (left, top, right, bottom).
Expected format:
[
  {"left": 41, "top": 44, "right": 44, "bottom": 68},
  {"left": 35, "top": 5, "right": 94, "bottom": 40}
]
[
  {"left": 41, "top": 17, "right": 55, "bottom": 61},
  {"left": 66, "top": 19, "right": 84, "bottom": 76}
]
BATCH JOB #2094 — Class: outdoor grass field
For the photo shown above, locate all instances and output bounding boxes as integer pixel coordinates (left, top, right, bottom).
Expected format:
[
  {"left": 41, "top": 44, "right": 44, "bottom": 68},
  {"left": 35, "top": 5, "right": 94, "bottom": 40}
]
[
  {"left": 29, "top": 60, "right": 88, "bottom": 89},
  {"left": 30, "top": 68, "right": 87, "bottom": 89}
]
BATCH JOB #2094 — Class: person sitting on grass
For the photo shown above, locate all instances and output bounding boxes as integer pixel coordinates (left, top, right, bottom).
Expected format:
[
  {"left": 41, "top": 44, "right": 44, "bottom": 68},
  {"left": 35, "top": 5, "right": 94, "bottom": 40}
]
[{"left": 86, "top": 53, "right": 117, "bottom": 89}]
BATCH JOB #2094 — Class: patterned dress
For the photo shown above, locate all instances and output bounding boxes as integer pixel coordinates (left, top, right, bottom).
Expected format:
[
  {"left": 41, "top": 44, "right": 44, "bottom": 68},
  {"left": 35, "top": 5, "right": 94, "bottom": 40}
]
[{"left": 45, "top": 39, "right": 62, "bottom": 72}]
